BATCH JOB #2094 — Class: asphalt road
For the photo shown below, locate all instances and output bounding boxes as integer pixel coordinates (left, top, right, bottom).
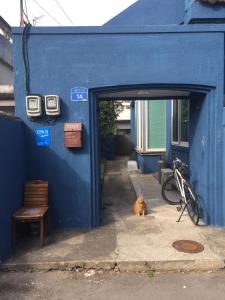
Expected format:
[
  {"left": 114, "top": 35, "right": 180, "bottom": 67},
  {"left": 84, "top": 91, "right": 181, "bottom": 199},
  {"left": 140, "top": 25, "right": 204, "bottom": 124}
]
[{"left": 1, "top": 270, "right": 225, "bottom": 300}]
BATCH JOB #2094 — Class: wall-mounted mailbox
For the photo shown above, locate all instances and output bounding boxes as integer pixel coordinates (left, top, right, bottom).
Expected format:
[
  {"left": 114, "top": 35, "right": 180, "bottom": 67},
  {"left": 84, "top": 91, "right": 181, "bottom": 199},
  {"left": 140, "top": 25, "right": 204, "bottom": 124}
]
[{"left": 64, "top": 123, "right": 82, "bottom": 148}]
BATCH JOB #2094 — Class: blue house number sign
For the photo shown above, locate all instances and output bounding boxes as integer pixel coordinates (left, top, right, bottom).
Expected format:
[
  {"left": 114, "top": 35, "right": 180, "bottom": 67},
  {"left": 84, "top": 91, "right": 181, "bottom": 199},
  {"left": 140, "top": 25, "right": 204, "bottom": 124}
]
[
  {"left": 71, "top": 87, "right": 88, "bottom": 101},
  {"left": 35, "top": 128, "right": 50, "bottom": 147}
]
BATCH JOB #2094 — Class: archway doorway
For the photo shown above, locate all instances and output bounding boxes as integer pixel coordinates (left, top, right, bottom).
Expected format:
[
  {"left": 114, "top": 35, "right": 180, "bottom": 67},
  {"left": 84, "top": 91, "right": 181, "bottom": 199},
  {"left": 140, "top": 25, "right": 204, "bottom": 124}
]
[{"left": 89, "top": 84, "right": 212, "bottom": 228}]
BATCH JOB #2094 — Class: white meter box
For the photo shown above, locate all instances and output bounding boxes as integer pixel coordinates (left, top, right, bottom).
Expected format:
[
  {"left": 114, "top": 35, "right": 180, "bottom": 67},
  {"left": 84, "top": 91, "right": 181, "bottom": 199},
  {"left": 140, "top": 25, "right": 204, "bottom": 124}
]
[
  {"left": 26, "top": 95, "right": 42, "bottom": 117},
  {"left": 45, "top": 95, "right": 60, "bottom": 116}
]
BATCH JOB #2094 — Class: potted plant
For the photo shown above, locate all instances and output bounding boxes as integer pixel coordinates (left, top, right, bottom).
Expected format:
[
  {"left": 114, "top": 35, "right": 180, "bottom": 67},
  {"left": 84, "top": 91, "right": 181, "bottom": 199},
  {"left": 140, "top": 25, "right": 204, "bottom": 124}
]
[{"left": 99, "top": 100, "right": 123, "bottom": 160}]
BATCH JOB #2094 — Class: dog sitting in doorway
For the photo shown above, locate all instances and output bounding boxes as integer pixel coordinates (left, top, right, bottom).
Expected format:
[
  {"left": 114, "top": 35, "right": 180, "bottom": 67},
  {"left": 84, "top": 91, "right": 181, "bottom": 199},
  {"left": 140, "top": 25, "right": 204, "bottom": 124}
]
[{"left": 133, "top": 195, "right": 147, "bottom": 216}]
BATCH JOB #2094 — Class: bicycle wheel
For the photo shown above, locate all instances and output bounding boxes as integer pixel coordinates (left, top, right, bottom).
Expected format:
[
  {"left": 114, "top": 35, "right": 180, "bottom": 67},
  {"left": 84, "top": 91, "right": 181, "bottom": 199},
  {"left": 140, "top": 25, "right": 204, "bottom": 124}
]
[
  {"left": 184, "top": 182, "right": 200, "bottom": 225},
  {"left": 161, "top": 175, "right": 181, "bottom": 205}
]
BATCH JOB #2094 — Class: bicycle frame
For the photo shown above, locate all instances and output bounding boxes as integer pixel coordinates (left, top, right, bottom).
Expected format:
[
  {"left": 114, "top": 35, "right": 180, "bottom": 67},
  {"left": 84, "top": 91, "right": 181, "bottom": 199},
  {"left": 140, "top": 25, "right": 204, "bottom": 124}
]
[
  {"left": 174, "top": 168, "right": 187, "bottom": 203},
  {"left": 163, "top": 158, "right": 199, "bottom": 224},
  {"left": 172, "top": 160, "right": 194, "bottom": 223}
]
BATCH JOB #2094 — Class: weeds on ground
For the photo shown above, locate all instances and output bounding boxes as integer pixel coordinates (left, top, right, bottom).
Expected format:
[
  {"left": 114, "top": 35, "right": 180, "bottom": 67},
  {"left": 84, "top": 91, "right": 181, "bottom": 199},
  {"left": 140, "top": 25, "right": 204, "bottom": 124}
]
[
  {"left": 147, "top": 270, "right": 155, "bottom": 278},
  {"left": 144, "top": 261, "right": 155, "bottom": 278}
]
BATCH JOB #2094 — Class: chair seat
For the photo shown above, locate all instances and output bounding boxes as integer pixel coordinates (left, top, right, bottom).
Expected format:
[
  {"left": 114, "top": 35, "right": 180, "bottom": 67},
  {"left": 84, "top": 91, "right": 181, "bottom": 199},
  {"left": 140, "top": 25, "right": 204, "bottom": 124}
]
[{"left": 13, "top": 207, "right": 48, "bottom": 220}]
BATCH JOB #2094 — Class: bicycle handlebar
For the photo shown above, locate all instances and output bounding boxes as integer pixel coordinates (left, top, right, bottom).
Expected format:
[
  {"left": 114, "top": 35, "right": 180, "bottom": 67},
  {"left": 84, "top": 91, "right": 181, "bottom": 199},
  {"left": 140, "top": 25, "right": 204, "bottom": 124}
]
[{"left": 173, "top": 158, "right": 188, "bottom": 170}]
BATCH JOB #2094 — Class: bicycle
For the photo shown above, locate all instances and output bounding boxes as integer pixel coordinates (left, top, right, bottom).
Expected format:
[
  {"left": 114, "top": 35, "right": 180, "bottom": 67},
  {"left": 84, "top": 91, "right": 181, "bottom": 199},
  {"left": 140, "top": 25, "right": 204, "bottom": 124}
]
[{"left": 161, "top": 158, "right": 200, "bottom": 225}]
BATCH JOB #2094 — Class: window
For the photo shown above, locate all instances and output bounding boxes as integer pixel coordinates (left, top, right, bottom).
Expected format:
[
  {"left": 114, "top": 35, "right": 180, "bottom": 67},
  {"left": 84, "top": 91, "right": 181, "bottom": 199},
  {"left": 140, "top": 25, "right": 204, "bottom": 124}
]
[
  {"left": 135, "top": 100, "right": 145, "bottom": 150},
  {"left": 172, "top": 100, "right": 179, "bottom": 143},
  {"left": 172, "top": 99, "right": 189, "bottom": 147},
  {"left": 136, "top": 100, "right": 166, "bottom": 152}
]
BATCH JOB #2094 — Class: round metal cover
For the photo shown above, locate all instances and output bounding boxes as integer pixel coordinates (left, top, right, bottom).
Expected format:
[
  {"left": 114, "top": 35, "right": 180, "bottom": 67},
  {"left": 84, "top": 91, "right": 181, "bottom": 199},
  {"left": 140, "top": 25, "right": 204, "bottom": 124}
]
[{"left": 172, "top": 240, "right": 204, "bottom": 253}]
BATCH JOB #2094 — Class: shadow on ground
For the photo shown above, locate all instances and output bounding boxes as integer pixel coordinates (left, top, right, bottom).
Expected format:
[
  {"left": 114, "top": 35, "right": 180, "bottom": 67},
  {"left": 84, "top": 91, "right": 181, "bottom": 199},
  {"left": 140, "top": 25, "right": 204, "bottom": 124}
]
[{"left": 2, "top": 157, "right": 225, "bottom": 270}]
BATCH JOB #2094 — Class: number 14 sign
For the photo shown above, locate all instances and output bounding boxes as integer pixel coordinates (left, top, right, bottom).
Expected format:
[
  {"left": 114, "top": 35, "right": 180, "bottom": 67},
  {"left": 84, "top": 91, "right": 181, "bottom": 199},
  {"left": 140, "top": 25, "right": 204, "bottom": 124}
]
[{"left": 71, "top": 87, "right": 88, "bottom": 101}]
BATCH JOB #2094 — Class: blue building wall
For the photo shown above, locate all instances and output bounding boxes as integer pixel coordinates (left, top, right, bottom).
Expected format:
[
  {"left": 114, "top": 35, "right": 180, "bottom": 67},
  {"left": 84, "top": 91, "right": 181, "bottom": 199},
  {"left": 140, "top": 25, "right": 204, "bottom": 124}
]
[
  {"left": 136, "top": 153, "right": 162, "bottom": 174},
  {"left": 12, "top": 26, "right": 225, "bottom": 228},
  {"left": 0, "top": 115, "right": 25, "bottom": 262},
  {"left": 20, "top": 103, "right": 91, "bottom": 229},
  {"left": 106, "top": 0, "right": 225, "bottom": 26},
  {"left": 170, "top": 146, "right": 189, "bottom": 166},
  {"left": 188, "top": 92, "right": 222, "bottom": 225},
  {"left": 105, "top": 0, "right": 185, "bottom": 26},
  {"left": 185, "top": 0, "right": 225, "bottom": 24}
]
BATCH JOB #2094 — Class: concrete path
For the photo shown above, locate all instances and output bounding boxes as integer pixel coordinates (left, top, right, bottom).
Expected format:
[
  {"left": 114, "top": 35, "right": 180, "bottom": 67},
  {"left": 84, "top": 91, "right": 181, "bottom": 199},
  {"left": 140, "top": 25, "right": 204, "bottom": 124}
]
[
  {"left": 1, "top": 157, "right": 225, "bottom": 272},
  {"left": 129, "top": 169, "right": 225, "bottom": 270}
]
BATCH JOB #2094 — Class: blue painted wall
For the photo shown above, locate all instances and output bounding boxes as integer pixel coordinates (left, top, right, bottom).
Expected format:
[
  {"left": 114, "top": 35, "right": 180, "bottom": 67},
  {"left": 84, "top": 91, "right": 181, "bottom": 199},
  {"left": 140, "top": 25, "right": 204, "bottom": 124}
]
[
  {"left": 0, "top": 115, "right": 25, "bottom": 262},
  {"left": 105, "top": 0, "right": 185, "bottom": 26},
  {"left": 20, "top": 105, "right": 91, "bottom": 229},
  {"left": 108, "top": 0, "right": 225, "bottom": 27},
  {"left": 12, "top": 25, "right": 225, "bottom": 227},
  {"left": 170, "top": 145, "right": 190, "bottom": 181},
  {"left": 188, "top": 91, "right": 224, "bottom": 225},
  {"left": 185, "top": 1, "right": 225, "bottom": 24},
  {"left": 170, "top": 146, "right": 189, "bottom": 166},
  {"left": 136, "top": 153, "right": 162, "bottom": 174}
]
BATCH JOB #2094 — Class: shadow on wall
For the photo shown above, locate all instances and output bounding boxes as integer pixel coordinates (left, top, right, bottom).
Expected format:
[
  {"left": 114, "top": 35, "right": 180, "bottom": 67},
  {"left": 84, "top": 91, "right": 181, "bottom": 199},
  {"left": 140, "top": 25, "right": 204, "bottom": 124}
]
[
  {"left": 23, "top": 122, "right": 92, "bottom": 229},
  {"left": 0, "top": 114, "right": 25, "bottom": 262},
  {"left": 189, "top": 94, "right": 209, "bottom": 224}
]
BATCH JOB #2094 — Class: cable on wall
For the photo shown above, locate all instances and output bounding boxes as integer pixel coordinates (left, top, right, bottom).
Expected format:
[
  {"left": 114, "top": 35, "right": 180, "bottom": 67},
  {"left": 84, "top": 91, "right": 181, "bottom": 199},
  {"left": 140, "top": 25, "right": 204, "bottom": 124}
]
[{"left": 22, "top": 23, "right": 32, "bottom": 95}]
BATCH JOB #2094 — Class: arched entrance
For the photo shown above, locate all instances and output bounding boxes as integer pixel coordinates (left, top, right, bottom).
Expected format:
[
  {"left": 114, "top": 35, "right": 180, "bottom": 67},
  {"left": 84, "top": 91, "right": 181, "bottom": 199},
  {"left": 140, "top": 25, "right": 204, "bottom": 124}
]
[{"left": 89, "top": 84, "right": 222, "bottom": 228}]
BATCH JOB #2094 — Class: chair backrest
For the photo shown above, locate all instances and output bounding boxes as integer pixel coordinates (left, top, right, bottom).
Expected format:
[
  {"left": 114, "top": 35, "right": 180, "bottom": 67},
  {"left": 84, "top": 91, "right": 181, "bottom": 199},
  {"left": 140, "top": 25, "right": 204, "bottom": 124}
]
[{"left": 24, "top": 180, "right": 48, "bottom": 208}]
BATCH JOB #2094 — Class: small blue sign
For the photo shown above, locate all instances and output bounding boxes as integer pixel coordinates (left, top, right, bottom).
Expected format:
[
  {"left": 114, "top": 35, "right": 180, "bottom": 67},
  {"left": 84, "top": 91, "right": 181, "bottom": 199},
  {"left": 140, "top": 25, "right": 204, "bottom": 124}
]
[
  {"left": 71, "top": 87, "right": 88, "bottom": 101},
  {"left": 35, "top": 128, "right": 50, "bottom": 147}
]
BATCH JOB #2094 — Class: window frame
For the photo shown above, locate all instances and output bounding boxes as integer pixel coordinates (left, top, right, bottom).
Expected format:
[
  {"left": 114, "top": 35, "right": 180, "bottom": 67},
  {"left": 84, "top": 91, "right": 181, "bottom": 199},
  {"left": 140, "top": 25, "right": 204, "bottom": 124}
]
[
  {"left": 135, "top": 100, "right": 166, "bottom": 153},
  {"left": 146, "top": 100, "right": 166, "bottom": 152},
  {"left": 171, "top": 99, "right": 189, "bottom": 148}
]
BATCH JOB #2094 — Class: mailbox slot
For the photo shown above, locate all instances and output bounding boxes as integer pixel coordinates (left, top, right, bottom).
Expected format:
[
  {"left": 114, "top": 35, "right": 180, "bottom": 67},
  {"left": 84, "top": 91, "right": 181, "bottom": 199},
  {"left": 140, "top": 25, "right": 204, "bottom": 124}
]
[{"left": 64, "top": 123, "right": 82, "bottom": 148}]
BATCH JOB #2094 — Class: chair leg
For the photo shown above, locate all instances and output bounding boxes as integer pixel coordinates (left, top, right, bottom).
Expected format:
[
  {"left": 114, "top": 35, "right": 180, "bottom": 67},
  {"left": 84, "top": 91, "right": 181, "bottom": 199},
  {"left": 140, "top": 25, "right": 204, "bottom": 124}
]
[
  {"left": 44, "top": 212, "right": 51, "bottom": 235},
  {"left": 12, "top": 218, "right": 16, "bottom": 248},
  {"left": 48, "top": 214, "right": 51, "bottom": 234},
  {"left": 40, "top": 217, "right": 44, "bottom": 247}
]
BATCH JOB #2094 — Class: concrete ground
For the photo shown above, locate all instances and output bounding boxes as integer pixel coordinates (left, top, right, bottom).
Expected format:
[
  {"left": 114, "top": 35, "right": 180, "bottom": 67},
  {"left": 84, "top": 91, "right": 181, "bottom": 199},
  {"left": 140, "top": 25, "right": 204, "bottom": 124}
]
[
  {"left": 2, "top": 157, "right": 225, "bottom": 272},
  {"left": 1, "top": 270, "right": 225, "bottom": 300}
]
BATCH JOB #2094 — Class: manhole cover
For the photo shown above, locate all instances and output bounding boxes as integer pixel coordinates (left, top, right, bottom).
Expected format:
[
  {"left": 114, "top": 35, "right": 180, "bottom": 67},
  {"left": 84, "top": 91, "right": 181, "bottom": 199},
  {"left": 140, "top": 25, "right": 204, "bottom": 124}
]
[{"left": 172, "top": 240, "right": 204, "bottom": 253}]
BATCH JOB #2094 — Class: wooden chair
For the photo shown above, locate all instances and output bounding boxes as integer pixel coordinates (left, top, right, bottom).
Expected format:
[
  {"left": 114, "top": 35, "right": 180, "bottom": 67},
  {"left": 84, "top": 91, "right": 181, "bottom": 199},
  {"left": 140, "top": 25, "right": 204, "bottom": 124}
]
[{"left": 12, "top": 180, "right": 49, "bottom": 247}]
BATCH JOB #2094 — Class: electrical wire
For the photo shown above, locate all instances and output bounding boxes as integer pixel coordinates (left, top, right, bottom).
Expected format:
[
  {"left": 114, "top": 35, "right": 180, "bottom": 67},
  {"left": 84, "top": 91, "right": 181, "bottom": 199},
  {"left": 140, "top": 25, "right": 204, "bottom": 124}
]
[
  {"left": 23, "top": 0, "right": 31, "bottom": 24},
  {"left": 32, "top": 0, "right": 62, "bottom": 25},
  {"left": 24, "top": 0, "right": 28, "bottom": 15},
  {"left": 23, "top": 13, "right": 30, "bottom": 25},
  {"left": 22, "top": 23, "right": 31, "bottom": 95},
  {"left": 53, "top": 0, "right": 74, "bottom": 25}
]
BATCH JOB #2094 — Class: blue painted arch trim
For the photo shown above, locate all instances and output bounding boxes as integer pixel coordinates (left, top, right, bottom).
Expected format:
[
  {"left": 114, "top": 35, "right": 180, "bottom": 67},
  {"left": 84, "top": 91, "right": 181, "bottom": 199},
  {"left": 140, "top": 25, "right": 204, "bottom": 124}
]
[{"left": 89, "top": 83, "right": 213, "bottom": 228}]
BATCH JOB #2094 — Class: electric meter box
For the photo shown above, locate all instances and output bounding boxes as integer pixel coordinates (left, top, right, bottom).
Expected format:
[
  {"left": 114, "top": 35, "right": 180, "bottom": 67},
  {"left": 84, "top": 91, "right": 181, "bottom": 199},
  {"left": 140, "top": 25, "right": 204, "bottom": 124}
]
[
  {"left": 45, "top": 95, "right": 60, "bottom": 116},
  {"left": 26, "top": 95, "right": 42, "bottom": 117}
]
